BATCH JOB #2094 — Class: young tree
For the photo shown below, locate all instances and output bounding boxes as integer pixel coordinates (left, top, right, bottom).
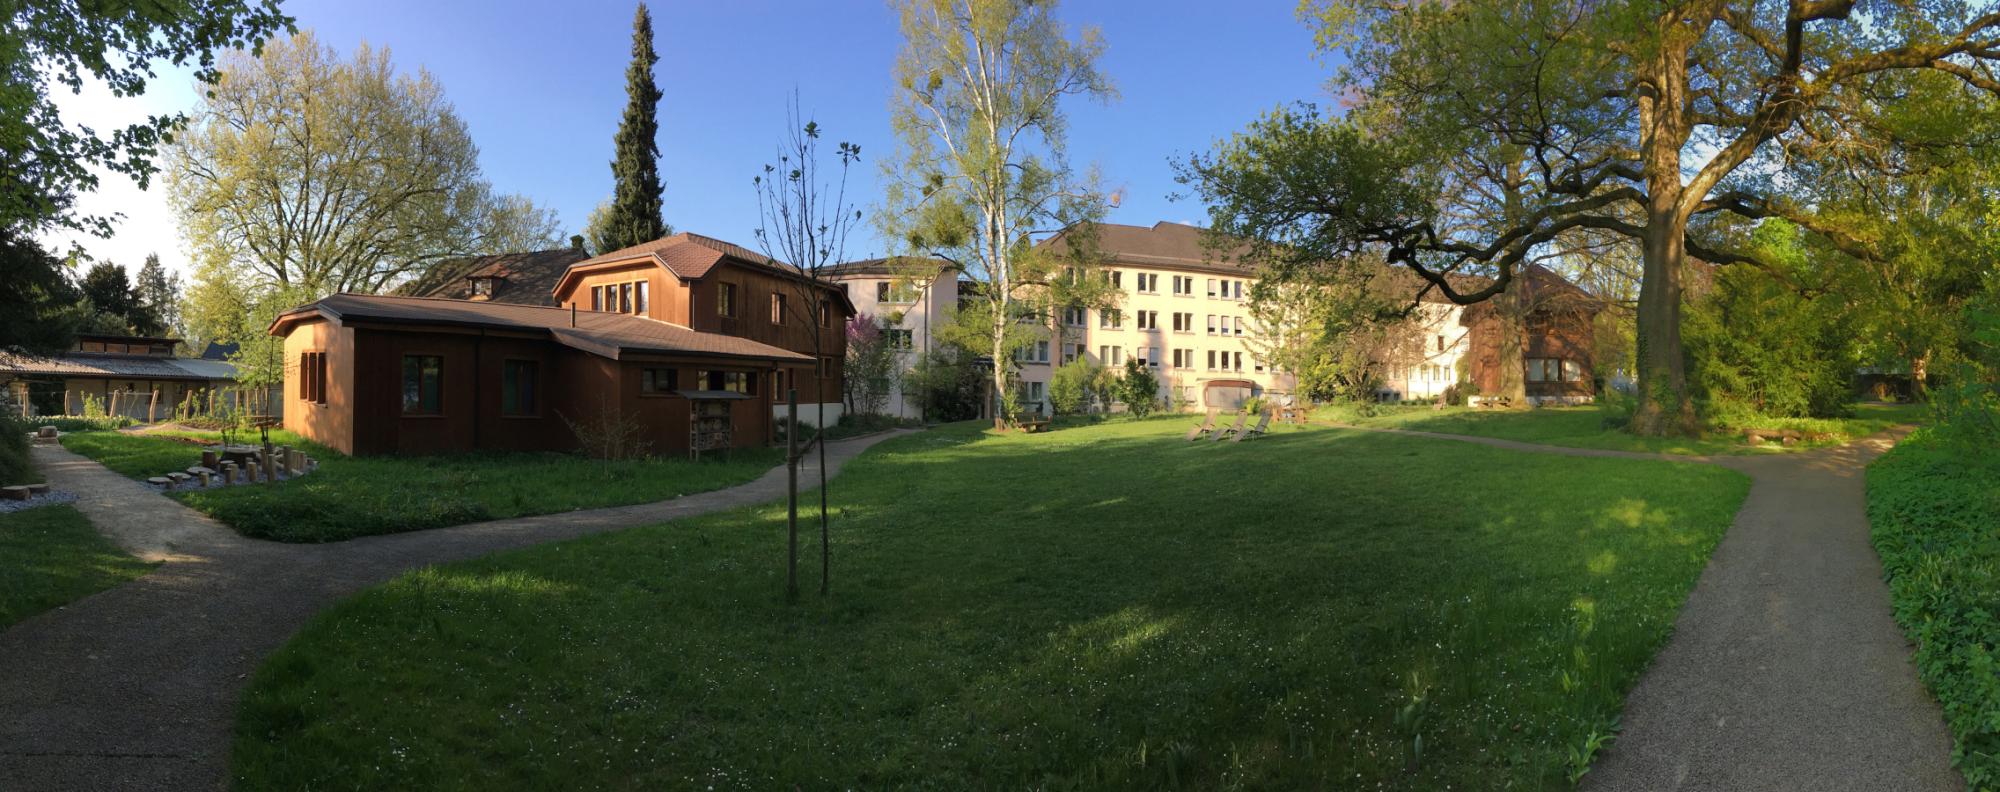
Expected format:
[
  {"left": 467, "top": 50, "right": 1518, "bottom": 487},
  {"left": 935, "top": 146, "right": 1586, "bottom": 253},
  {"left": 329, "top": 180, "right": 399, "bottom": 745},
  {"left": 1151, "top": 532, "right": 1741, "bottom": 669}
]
[
  {"left": 1116, "top": 358, "right": 1160, "bottom": 417},
  {"left": 1184, "top": 2, "right": 2000, "bottom": 436},
  {"left": 598, "top": 3, "right": 668, "bottom": 252},
  {"left": 880, "top": 0, "right": 1117, "bottom": 429},
  {"left": 752, "top": 102, "right": 862, "bottom": 600},
  {"left": 1245, "top": 268, "right": 1426, "bottom": 402},
  {"left": 844, "top": 314, "right": 898, "bottom": 416},
  {"left": 168, "top": 31, "right": 560, "bottom": 296},
  {"left": 3, "top": 0, "right": 292, "bottom": 237}
]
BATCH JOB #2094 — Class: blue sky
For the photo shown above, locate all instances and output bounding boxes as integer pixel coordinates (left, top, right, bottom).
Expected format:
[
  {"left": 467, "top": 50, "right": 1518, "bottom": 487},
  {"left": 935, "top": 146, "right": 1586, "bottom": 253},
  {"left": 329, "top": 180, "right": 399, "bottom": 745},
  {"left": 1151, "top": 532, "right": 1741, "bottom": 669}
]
[{"left": 50, "top": 0, "right": 1340, "bottom": 277}]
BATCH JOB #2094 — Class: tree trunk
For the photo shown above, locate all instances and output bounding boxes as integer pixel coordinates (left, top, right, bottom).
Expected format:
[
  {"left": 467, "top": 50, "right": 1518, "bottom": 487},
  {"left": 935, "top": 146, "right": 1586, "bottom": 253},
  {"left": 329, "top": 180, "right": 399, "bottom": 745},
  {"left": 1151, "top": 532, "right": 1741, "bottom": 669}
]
[
  {"left": 991, "top": 315, "right": 1009, "bottom": 430},
  {"left": 817, "top": 394, "right": 828, "bottom": 596},
  {"left": 1631, "top": 199, "right": 1698, "bottom": 436},
  {"left": 1495, "top": 289, "right": 1528, "bottom": 405},
  {"left": 786, "top": 388, "right": 799, "bottom": 603}
]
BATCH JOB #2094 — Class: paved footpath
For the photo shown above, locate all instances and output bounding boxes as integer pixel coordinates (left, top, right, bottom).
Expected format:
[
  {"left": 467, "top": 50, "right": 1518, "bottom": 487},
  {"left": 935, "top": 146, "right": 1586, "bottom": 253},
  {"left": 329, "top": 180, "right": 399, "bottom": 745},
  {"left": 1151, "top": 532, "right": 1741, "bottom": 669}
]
[
  {"left": 1345, "top": 424, "right": 1961, "bottom": 791},
  {"left": 0, "top": 431, "right": 910, "bottom": 792}
]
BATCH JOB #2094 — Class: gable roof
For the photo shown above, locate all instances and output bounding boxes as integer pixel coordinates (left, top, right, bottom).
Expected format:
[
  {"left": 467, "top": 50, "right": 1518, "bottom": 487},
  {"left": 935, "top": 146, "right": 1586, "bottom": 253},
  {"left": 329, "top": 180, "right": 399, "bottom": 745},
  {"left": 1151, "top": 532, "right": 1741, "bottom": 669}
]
[
  {"left": 268, "top": 293, "right": 812, "bottom": 363},
  {"left": 553, "top": 232, "right": 856, "bottom": 313},
  {"left": 1047, "top": 221, "right": 1260, "bottom": 276},
  {"left": 395, "top": 247, "right": 591, "bottom": 307}
]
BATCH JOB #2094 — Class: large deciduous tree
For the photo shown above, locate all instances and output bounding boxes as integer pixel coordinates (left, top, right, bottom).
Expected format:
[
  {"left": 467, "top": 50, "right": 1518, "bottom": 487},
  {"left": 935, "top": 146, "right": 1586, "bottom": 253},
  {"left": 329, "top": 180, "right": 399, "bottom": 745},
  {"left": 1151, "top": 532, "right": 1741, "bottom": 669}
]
[
  {"left": 597, "top": 3, "right": 669, "bottom": 252},
  {"left": 1182, "top": 0, "right": 2000, "bottom": 435},
  {"left": 168, "top": 31, "right": 559, "bottom": 296},
  {"left": 880, "top": 0, "right": 1116, "bottom": 429}
]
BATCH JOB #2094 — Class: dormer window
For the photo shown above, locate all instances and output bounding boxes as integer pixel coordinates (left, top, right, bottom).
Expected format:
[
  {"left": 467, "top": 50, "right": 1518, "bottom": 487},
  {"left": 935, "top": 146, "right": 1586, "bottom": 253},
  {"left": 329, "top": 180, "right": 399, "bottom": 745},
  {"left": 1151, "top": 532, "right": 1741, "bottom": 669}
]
[{"left": 470, "top": 276, "right": 499, "bottom": 299}]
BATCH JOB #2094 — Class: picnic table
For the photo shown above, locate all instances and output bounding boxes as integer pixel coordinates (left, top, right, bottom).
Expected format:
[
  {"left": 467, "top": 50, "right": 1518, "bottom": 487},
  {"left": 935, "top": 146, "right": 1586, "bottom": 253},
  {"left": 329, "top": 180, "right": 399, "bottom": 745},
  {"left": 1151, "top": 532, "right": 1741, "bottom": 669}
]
[{"left": 1277, "top": 405, "right": 1309, "bottom": 425}]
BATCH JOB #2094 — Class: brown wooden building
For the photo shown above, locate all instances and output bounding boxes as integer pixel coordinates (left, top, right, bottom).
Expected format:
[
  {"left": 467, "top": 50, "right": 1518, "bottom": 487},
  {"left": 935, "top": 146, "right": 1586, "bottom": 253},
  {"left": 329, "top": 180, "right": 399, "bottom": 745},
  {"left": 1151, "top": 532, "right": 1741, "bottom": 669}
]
[
  {"left": 1461, "top": 265, "right": 1603, "bottom": 404},
  {"left": 269, "top": 233, "right": 852, "bottom": 457}
]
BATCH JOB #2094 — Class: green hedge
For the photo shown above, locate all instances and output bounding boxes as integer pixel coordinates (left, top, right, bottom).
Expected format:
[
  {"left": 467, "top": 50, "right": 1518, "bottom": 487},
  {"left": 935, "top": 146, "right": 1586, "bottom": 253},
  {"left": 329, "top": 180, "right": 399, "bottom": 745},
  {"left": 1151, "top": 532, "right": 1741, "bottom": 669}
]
[
  {"left": 28, "top": 415, "right": 135, "bottom": 433},
  {"left": 0, "top": 415, "right": 29, "bottom": 485},
  {"left": 1868, "top": 428, "right": 2000, "bottom": 788}
]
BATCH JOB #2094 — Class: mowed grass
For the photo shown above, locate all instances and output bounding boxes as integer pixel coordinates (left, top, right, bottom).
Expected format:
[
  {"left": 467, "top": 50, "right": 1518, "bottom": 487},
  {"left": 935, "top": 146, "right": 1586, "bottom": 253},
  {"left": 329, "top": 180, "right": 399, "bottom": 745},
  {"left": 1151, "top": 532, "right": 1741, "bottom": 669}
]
[
  {"left": 235, "top": 418, "right": 1750, "bottom": 789},
  {"left": 1320, "top": 402, "right": 1924, "bottom": 455},
  {"left": 61, "top": 429, "right": 783, "bottom": 543},
  {"left": 0, "top": 505, "right": 154, "bottom": 630}
]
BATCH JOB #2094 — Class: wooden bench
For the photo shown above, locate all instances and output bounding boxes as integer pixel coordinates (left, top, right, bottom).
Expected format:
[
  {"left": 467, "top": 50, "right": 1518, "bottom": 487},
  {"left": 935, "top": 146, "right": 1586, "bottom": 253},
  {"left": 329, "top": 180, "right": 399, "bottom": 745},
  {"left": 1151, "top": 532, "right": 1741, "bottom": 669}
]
[{"left": 1018, "top": 418, "right": 1051, "bottom": 433}]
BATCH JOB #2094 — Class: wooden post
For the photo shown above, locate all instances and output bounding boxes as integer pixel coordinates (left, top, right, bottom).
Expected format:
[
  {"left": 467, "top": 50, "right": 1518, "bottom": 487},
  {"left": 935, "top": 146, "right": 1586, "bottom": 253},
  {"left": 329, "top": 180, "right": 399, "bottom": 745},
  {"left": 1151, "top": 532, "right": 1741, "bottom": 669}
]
[
  {"left": 148, "top": 389, "right": 159, "bottom": 422},
  {"left": 786, "top": 386, "right": 799, "bottom": 603}
]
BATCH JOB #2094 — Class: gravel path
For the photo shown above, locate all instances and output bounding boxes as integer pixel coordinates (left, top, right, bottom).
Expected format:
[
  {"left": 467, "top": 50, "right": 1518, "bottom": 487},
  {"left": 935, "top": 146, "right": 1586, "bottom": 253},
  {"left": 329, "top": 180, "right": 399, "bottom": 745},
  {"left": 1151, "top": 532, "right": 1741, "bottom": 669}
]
[
  {"left": 1339, "top": 423, "right": 1960, "bottom": 791},
  {"left": 0, "top": 431, "right": 912, "bottom": 791}
]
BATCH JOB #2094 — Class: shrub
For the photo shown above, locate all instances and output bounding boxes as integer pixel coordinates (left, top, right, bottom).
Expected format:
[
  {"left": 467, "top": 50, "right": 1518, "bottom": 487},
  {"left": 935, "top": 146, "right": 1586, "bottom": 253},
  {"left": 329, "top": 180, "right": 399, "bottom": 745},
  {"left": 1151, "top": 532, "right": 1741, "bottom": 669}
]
[
  {"left": 1116, "top": 359, "right": 1160, "bottom": 417},
  {"left": 1048, "top": 360, "right": 1099, "bottom": 415},
  {"left": 905, "top": 348, "right": 987, "bottom": 422},
  {"left": 1684, "top": 240, "right": 1855, "bottom": 420},
  {"left": 0, "top": 410, "right": 29, "bottom": 487},
  {"left": 1242, "top": 396, "right": 1268, "bottom": 416},
  {"left": 29, "top": 415, "right": 136, "bottom": 433},
  {"left": 1869, "top": 430, "right": 2000, "bottom": 786}
]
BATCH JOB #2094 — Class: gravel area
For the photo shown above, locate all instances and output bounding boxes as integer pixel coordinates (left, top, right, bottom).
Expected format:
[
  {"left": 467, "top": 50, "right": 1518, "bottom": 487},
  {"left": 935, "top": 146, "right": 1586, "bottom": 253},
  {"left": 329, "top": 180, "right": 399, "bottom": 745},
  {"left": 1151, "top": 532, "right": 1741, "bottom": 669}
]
[{"left": 0, "top": 490, "right": 79, "bottom": 515}]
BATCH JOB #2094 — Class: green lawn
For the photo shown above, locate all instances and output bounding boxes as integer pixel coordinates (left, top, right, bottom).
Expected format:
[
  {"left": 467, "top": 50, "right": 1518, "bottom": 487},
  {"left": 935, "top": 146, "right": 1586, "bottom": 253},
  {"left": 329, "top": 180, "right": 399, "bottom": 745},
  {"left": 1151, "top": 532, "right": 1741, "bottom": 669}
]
[
  {"left": 61, "top": 429, "right": 784, "bottom": 543},
  {"left": 1868, "top": 428, "right": 2000, "bottom": 789},
  {"left": 1319, "top": 402, "right": 1924, "bottom": 455},
  {"left": 236, "top": 418, "right": 1750, "bottom": 789},
  {"left": 0, "top": 505, "right": 154, "bottom": 630}
]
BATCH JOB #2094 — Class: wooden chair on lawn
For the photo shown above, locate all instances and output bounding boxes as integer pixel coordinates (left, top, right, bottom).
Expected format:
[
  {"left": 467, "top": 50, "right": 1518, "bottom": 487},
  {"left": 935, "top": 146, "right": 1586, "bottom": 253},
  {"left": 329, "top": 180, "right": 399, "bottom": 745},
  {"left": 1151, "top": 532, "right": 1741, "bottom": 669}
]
[
  {"left": 1232, "top": 409, "right": 1275, "bottom": 442},
  {"left": 1211, "top": 410, "right": 1249, "bottom": 442},
  {"left": 1185, "top": 407, "right": 1220, "bottom": 441}
]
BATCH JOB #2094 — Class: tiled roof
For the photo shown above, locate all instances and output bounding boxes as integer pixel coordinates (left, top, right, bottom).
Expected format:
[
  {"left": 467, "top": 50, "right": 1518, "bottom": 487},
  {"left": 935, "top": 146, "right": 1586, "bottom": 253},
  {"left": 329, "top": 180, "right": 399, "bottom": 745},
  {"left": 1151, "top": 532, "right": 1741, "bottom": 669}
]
[
  {"left": 0, "top": 351, "right": 239, "bottom": 381},
  {"left": 825, "top": 256, "right": 956, "bottom": 279},
  {"left": 270, "top": 293, "right": 812, "bottom": 363},
  {"left": 1044, "top": 221, "right": 1260, "bottom": 275},
  {"left": 577, "top": 232, "right": 778, "bottom": 280},
  {"left": 395, "top": 247, "right": 591, "bottom": 307}
]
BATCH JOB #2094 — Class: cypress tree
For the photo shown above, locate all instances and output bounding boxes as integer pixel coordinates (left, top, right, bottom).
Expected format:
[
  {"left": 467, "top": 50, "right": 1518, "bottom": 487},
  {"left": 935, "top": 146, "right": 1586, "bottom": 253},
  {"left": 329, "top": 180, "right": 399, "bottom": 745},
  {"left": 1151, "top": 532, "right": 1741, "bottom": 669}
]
[{"left": 605, "top": 3, "right": 667, "bottom": 251}]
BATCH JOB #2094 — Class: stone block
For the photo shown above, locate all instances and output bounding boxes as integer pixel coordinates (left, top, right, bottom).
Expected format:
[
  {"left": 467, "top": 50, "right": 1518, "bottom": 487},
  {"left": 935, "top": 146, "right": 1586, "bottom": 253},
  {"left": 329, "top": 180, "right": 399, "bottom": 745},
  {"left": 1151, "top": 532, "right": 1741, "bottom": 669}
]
[
  {"left": 37, "top": 426, "right": 57, "bottom": 438},
  {"left": 0, "top": 485, "right": 28, "bottom": 501},
  {"left": 26, "top": 483, "right": 49, "bottom": 495}
]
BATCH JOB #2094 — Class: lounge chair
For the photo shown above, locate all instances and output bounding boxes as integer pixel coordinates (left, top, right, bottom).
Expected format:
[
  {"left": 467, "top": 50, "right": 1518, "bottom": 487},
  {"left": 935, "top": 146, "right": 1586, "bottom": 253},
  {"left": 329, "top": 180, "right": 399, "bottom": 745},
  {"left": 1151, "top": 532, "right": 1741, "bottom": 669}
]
[
  {"left": 1211, "top": 411, "right": 1249, "bottom": 442},
  {"left": 1232, "top": 410, "right": 1274, "bottom": 442},
  {"left": 1184, "top": 408, "right": 1220, "bottom": 441}
]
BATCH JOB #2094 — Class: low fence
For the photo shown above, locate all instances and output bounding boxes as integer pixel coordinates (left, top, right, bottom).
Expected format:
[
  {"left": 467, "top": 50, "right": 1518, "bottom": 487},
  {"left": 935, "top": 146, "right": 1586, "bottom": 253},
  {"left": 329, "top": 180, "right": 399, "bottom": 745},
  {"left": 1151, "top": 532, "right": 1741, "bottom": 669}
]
[{"left": 61, "top": 387, "right": 283, "bottom": 424}]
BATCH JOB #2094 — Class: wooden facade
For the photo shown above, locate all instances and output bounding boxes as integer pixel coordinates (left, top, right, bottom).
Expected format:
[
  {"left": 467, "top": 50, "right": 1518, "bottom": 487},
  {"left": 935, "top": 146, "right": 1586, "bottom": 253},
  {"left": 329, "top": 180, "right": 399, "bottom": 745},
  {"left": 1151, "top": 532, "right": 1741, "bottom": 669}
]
[
  {"left": 1461, "top": 267, "right": 1603, "bottom": 404},
  {"left": 272, "top": 233, "right": 852, "bottom": 457}
]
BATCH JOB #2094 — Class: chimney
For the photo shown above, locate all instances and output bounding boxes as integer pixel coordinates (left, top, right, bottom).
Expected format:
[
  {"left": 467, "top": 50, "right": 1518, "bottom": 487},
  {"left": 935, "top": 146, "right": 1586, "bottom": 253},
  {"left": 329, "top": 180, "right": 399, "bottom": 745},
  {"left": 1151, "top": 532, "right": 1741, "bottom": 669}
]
[{"left": 570, "top": 234, "right": 587, "bottom": 252}]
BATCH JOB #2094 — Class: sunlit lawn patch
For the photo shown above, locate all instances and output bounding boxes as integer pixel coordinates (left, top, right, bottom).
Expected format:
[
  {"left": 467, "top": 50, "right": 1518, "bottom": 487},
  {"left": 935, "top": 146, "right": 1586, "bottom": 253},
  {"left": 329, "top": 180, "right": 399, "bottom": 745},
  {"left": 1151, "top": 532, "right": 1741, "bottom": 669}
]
[
  {"left": 61, "top": 429, "right": 782, "bottom": 543},
  {"left": 1320, "top": 402, "right": 1923, "bottom": 455},
  {"left": 0, "top": 505, "right": 154, "bottom": 629},
  {"left": 235, "top": 418, "right": 1748, "bottom": 789}
]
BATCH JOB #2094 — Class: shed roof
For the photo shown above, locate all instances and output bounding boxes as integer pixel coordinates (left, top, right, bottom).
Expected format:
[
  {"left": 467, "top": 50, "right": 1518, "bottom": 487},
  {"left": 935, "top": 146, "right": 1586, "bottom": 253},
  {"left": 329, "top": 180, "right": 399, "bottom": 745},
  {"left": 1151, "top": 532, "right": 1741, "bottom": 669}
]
[
  {"left": 0, "top": 351, "right": 239, "bottom": 382},
  {"left": 269, "top": 293, "right": 812, "bottom": 363}
]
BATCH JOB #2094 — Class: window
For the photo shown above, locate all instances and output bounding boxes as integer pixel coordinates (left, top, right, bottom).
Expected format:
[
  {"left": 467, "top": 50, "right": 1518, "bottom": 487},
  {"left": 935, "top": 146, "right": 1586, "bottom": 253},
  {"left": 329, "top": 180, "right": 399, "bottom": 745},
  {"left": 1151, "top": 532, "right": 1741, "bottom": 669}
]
[
  {"left": 1136, "top": 272, "right": 1159, "bottom": 293},
  {"left": 1063, "top": 306, "right": 1086, "bottom": 326},
  {"left": 1526, "top": 358, "right": 1553, "bottom": 383},
  {"left": 635, "top": 281, "right": 648, "bottom": 314},
  {"left": 590, "top": 285, "right": 603, "bottom": 311},
  {"left": 1030, "top": 381, "right": 1045, "bottom": 402},
  {"left": 717, "top": 282, "right": 738, "bottom": 318},
  {"left": 772, "top": 293, "right": 788, "bottom": 324},
  {"left": 501, "top": 360, "right": 538, "bottom": 416},
  {"left": 1099, "top": 345, "right": 1122, "bottom": 365},
  {"left": 1107, "top": 270, "right": 1123, "bottom": 289},
  {"left": 641, "top": 368, "right": 679, "bottom": 394},
  {"left": 619, "top": 282, "right": 633, "bottom": 313},
  {"left": 1172, "top": 348, "right": 1193, "bottom": 369},
  {"left": 1562, "top": 360, "right": 1586, "bottom": 382},
  {"left": 1437, "top": 334, "right": 1446, "bottom": 352},
  {"left": 698, "top": 370, "right": 755, "bottom": 394},
  {"left": 1136, "top": 310, "right": 1159, "bottom": 330},
  {"left": 1099, "top": 308, "right": 1123, "bottom": 329},
  {"left": 1208, "top": 350, "right": 1217, "bottom": 370},
  {"left": 1206, "top": 315, "right": 1217, "bottom": 335},
  {"left": 1233, "top": 351, "right": 1243, "bottom": 372},
  {"left": 1206, "top": 278, "right": 1218, "bottom": 298},
  {"left": 299, "top": 351, "right": 326, "bottom": 405},
  {"left": 884, "top": 328, "right": 914, "bottom": 350},
  {"left": 1234, "top": 316, "right": 1245, "bottom": 336},
  {"left": 1172, "top": 312, "right": 1194, "bottom": 333},
  {"left": 1147, "top": 346, "right": 1161, "bottom": 367},
  {"left": 1172, "top": 275, "right": 1195, "bottom": 296},
  {"left": 822, "top": 297, "right": 835, "bottom": 327},
  {"left": 876, "top": 280, "right": 919, "bottom": 303},
  {"left": 472, "top": 277, "right": 495, "bottom": 298},
  {"left": 401, "top": 355, "right": 442, "bottom": 415}
]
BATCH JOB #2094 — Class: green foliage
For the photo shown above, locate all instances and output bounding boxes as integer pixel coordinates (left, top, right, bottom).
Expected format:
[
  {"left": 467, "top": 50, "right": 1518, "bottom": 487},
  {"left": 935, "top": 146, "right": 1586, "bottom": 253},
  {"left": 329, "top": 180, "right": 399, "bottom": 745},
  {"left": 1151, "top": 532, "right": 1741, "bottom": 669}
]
[
  {"left": 1684, "top": 223, "right": 1855, "bottom": 421},
  {"left": 904, "top": 347, "right": 986, "bottom": 422},
  {"left": 0, "top": 505, "right": 154, "bottom": 630},
  {"left": 1932, "top": 284, "right": 2000, "bottom": 446},
  {"left": 601, "top": 3, "right": 668, "bottom": 251},
  {"left": 1323, "top": 402, "right": 1923, "bottom": 456},
  {"left": 25, "top": 415, "right": 133, "bottom": 433},
  {"left": 1114, "top": 359, "right": 1160, "bottom": 416},
  {"left": 1868, "top": 430, "right": 2000, "bottom": 787},
  {"left": 59, "top": 429, "right": 782, "bottom": 543},
  {"left": 2, "top": 0, "right": 292, "bottom": 236},
  {"left": 843, "top": 315, "right": 900, "bottom": 416},
  {"left": 233, "top": 419, "right": 1748, "bottom": 789},
  {"left": 1047, "top": 359, "right": 1099, "bottom": 415},
  {"left": 0, "top": 411, "right": 28, "bottom": 486},
  {"left": 0, "top": 231, "right": 89, "bottom": 354},
  {"left": 134, "top": 253, "right": 183, "bottom": 339}
]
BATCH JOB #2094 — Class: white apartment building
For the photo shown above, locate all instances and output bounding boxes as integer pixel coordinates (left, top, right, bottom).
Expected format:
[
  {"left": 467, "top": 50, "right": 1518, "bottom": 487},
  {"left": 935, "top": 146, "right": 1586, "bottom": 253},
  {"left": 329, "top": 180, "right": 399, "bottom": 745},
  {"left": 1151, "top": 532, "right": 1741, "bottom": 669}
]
[
  {"left": 826, "top": 258, "right": 959, "bottom": 419},
  {"left": 1020, "top": 221, "right": 1473, "bottom": 412}
]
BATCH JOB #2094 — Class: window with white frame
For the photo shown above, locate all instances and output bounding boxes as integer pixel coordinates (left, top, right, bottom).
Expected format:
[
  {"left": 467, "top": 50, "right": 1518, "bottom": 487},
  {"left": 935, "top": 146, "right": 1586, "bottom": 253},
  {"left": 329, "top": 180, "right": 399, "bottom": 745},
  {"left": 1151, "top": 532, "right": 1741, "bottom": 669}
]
[
  {"left": 1171, "top": 348, "right": 1192, "bottom": 368},
  {"left": 1172, "top": 312, "right": 1194, "bottom": 333},
  {"left": 1099, "top": 308, "right": 1123, "bottom": 329},
  {"left": 1172, "top": 275, "right": 1195, "bottom": 296},
  {"left": 1136, "top": 273, "right": 1159, "bottom": 293},
  {"left": 1063, "top": 306, "right": 1085, "bottom": 326},
  {"left": 1099, "top": 345, "right": 1122, "bottom": 366},
  {"left": 1233, "top": 316, "right": 1245, "bottom": 336},
  {"left": 1106, "top": 270, "right": 1123, "bottom": 289},
  {"left": 883, "top": 328, "right": 914, "bottom": 350},
  {"left": 1206, "top": 350, "right": 1217, "bottom": 370},
  {"left": 1206, "top": 278, "right": 1218, "bottom": 298},
  {"left": 1136, "top": 310, "right": 1159, "bottom": 330},
  {"left": 1206, "top": 315, "right": 1217, "bottom": 335}
]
